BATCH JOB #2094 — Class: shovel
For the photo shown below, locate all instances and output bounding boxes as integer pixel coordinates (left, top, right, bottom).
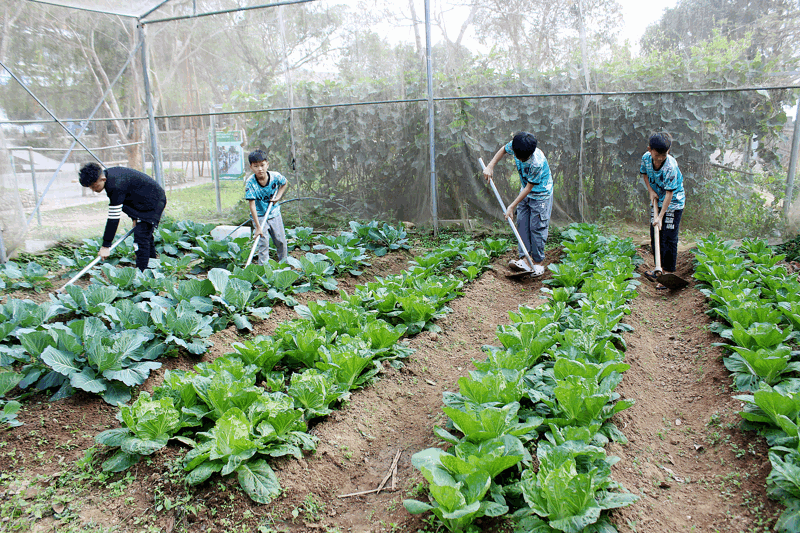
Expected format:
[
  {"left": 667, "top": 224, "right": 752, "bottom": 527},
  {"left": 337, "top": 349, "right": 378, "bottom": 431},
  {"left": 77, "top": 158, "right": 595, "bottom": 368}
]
[
  {"left": 651, "top": 198, "right": 689, "bottom": 290},
  {"left": 57, "top": 227, "right": 135, "bottom": 293},
  {"left": 479, "top": 158, "right": 536, "bottom": 278},
  {"left": 245, "top": 201, "right": 275, "bottom": 267}
]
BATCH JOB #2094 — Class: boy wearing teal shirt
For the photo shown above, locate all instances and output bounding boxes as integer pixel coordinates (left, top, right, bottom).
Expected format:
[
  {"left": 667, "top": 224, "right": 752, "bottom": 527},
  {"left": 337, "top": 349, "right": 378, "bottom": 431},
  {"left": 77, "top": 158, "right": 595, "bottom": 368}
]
[
  {"left": 482, "top": 131, "right": 553, "bottom": 278},
  {"left": 639, "top": 132, "right": 685, "bottom": 289},
  {"left": 244, "top": 150, "right": 289, "bottom": 264}
]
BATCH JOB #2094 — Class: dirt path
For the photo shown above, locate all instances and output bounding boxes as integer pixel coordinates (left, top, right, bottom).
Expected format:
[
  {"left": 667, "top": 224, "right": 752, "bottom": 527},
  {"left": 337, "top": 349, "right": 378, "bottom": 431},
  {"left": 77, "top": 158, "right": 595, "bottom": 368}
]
[
  {"left": 0, "top": 245, "right": 783, "bottom": 533},
  {"left": 609, "top": 252, "right": 780, "bottom": 533}
]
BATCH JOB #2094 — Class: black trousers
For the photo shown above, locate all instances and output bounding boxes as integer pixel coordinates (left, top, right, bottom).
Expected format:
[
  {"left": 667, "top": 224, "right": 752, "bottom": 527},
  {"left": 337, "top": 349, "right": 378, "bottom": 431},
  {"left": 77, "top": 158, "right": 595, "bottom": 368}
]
[
  {"left": 649, "top": 208, "right": 683, "bottom": 272},
  {"left": 133, "top": 220, "right": 158, "bottom": 271},
  {"left": 125, "top": 198, "right": 165, "bottom": 271}
]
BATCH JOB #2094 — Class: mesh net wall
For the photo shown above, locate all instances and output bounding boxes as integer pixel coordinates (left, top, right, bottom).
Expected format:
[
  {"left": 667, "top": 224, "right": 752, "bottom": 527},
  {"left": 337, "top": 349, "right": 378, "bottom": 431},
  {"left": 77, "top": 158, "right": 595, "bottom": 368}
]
[{"left": 1, "top": 0, "right": 799, "bottom": 256}]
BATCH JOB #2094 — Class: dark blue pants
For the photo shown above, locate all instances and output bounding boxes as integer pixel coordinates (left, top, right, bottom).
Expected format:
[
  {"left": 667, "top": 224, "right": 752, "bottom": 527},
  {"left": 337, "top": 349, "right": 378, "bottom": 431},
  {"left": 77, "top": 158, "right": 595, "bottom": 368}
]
[{"left": 650, "top": 208, "right": 683, "bottom": 272}]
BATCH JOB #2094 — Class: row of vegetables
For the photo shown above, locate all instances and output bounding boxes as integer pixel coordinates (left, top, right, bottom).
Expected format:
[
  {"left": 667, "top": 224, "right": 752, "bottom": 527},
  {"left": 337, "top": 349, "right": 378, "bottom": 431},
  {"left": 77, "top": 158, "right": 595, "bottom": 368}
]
[
  {"left": 404, "top": 223, "right": 642, "bottom": 533},
  {"left": 0, "top": 217, "right": 517, "bottom": 506},
  {"left": 0, "top": 219, "right": 413, "bottom": 412},
  {"left": 0, "top": 219, "right": 411, "bottom": 294},
  {"left": 693, "top": 235, "right": 800, "bottom": 533},
  {"left": 94, "top": 234, "right": 510, "bottom": 503}
]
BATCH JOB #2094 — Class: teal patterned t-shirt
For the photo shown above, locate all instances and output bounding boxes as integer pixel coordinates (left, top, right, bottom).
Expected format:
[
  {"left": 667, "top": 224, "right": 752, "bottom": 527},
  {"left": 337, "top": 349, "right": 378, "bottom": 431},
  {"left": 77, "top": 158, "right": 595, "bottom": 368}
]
[
  {"left": 639, "top": 153, "right": 685, "bottom": 210},
  {"left": 244, "top": 171, "right": 287, "bottom": 218},
  {"left": 504, "top": 142, "right": 553, "bottom": 200}
]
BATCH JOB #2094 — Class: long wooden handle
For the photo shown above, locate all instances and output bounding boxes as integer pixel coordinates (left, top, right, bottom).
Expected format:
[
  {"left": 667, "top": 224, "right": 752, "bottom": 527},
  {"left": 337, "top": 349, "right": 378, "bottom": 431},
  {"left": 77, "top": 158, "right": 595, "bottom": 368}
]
[
  {"left": 245, "top": 201, "right": 274, "bottom": 267},
  {"left": 652, "top": 198, "right": 662, "bottom": 272},
  {"left": 58, "top": 227, "right": 136, "bottom": 292},
  {"left": 479, "top": 158, "right": 535, "bottom": 271}
]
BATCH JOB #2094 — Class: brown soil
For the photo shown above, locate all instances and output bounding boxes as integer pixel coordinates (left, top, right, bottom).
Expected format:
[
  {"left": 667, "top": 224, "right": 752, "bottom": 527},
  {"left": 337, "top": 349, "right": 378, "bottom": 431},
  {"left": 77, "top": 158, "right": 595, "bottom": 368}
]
[{"left": 0, "top": 244, "right": 782, "bottom": 533}]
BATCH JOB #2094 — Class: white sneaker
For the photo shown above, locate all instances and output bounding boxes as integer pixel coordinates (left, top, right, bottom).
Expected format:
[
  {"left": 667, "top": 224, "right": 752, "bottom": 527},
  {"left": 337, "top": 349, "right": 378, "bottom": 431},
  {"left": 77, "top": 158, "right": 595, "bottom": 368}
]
[
  {"left": 509, "top": 259, "right": 531, "bottom": 272},
  {"left": 530, "top": 264, "right": 545, "bottom": 277}
]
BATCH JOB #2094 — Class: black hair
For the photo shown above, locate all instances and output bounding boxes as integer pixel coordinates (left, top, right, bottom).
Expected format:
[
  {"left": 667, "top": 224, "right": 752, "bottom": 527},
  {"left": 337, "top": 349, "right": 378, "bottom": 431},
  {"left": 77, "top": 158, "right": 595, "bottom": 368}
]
[
  {"left": 248, "top": 150, "right": 268, "bottom": 164},
  {"left": 511, "top": 131, "right": 537, "bottom": 162},
  {"left": 78, "top": 162, "right": 103, "bottom": 187},
  {"left": 648, "top": 132, "right": 672, "bottom": 154}
]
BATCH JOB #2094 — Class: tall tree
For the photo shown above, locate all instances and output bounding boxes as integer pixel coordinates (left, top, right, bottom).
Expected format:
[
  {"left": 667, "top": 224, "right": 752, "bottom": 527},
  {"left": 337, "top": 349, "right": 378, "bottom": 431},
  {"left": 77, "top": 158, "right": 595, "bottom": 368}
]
[
  {"left": 641, "top": 0, "right": 800, "bottom": 69},
  {"left": 470, "top": 0, "right": 623, "bottom": 72}
]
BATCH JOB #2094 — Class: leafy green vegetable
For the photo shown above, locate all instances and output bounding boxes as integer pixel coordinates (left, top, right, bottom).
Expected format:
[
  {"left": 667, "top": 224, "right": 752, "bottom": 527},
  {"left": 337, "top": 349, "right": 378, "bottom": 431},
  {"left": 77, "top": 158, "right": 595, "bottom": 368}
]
[
  {"left": 481, "top": 238, "right": 511, "bottom": 257},
  {"left": 150, "top": 300, "right": 214, "bottom": 355},
  {"left": 767, "top": 449, "right": 800, "bottom": 533},
  {"left": 315, "top": 337, "right": 380, "bottom": 391},
  {"left": 286, "top": 226, "right": 315, "bottom": 251},
  {"left": 287, "top": 369, "right": 343, "bottom": 419},
  {"left": 349, "top": 221, "right": 410, "bottom": 256},
  {"left": 286, "top": 253, "right": 337, "bottom": 292},
  {"left": 207, "top": 268, "right": 272, "bottom": 330},
  {"left": 275, "top": 321, "right": 327, "bottom": 369},
  {"left": 226, "top": 336, "right": 284, "bottom": 378},
  {"left": 191, "top": 236, "right": 244, "bottom": 269},
  {"left": 54, "top": 284, "right": 121, "bottom": 317},
  {"left": 0, "top": 261, "right": 53, "bottom": 293},
  {"left": 519, "top": 442, "right": 637, "bottom": 533},
  {"left": 440, "top": 402, "right": 541, "bottom": 444},
  {"left": 404, "top": 447, "right": 505, "bottom": 533},
  {"left": 40, "top": 318, "right": 163, "bottom": 405},
  {"left": 322, "top": 246, "right": 371, "bottom": 276},
  {"left": 295, "top": 300, "right": 369, "bottom": 337},
  {"left": 0, "top": 371, "right": 23, "bottom": 428},
  {"left": 723, "top": 345, "right": 798, "bottom": 391},
  {"left": 96, "top": 392, "right": 182, "bottom": 471}
]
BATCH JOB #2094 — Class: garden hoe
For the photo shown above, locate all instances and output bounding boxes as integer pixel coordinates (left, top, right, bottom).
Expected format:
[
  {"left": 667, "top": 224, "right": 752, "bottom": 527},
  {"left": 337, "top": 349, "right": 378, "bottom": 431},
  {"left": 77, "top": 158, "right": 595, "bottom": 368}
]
[
  {"left": 479, "top": 158, "right": 537, "bottom": 279},
  {"left": 244, "top": 201, "right": 274, "bottom": 267},
  {"left": 650, "top": 198, "right": 689, "bottom": 290},
  {"left": 56, "top": 227, "right": 135, "bottom": 293}
]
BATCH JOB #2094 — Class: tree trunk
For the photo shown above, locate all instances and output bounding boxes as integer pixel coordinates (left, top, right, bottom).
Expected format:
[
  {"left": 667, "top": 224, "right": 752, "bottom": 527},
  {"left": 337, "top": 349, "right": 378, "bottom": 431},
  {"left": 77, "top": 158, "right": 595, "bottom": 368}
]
[{"left": 408, "top": 0, "right": 424, "bottom": 63}]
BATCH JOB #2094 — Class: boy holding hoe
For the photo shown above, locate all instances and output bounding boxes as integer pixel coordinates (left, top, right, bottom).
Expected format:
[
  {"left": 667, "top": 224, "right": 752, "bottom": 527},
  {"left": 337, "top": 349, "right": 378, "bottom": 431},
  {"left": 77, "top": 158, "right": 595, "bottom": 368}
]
[
  {"left": 640, "top": 132, "right": 686, "bottom": 290},
  {"left": 482, "top": 131, "right": 553, "bottom": 278},
  {"left": 78, "top": 162, "right": 167, "bottom": 272},
  {"left": 245, "top": 150, "right": 289, "bottom": 264}
]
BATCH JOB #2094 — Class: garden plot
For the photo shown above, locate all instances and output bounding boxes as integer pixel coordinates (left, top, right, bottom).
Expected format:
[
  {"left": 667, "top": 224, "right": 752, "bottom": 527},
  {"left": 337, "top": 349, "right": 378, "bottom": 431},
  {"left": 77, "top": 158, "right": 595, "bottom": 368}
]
[{"left": 0, "top": 223, "right": 790, "bottom": 533}]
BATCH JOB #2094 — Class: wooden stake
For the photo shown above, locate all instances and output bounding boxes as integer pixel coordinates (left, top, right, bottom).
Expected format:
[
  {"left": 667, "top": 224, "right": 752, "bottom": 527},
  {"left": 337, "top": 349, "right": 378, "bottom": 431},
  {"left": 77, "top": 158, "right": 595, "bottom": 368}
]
[
  {"left": 338, "top": 449, "right": 402, "bottom": 498},
  {"left": 337, "top": 487, "right": 383, "bottom": 498},
  {"left": 376, "top": 450, "right": 402, "bottom": 495}
]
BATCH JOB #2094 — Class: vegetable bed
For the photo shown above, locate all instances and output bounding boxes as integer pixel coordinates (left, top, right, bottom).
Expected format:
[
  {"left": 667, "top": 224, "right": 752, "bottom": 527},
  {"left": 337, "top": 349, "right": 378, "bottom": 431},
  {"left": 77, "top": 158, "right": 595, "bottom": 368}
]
[{"left": 0, "top": 222, "right": 789, "bottom": 533}]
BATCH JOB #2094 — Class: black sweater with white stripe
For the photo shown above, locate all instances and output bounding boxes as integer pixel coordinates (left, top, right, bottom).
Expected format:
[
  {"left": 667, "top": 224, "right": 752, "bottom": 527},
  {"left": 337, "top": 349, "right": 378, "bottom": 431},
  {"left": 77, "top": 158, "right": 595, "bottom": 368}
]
[{"left": 101, "top": 167, "right": 167, "bottom": 247}]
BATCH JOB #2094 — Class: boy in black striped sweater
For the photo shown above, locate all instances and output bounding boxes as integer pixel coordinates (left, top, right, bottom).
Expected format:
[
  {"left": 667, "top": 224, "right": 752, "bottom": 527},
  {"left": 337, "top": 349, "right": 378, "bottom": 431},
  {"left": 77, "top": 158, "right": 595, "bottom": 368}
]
[{"left": 79, "top": 163, "right": 167, "bottom": 271}]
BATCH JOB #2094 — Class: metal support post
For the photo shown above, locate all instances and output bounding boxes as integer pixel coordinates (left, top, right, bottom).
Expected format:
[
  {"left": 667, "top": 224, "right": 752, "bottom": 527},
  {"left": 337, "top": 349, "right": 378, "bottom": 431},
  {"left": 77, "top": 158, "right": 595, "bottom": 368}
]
[
  {"left": 424, "top": 0, "right": 438, "bottom": 236},
  {"left": 0, "top": 225, "right": 6, "bottom": 264},
  {"left": 210, "top": 107, "right": 222, "bottom": 215},
  {"left": 784, "top": 97, "right": 800, "bottom": 220},
  {"left": 139, "top": 24, "right": 164, "bottom": 186},
  {"left": 28, "top": 148, "right": 41, "bottom": 226}
]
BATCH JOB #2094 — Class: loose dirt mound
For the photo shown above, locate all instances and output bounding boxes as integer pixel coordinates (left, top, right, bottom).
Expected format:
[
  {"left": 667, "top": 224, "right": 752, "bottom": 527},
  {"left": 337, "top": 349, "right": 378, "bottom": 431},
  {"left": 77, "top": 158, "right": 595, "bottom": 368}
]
[{"left": 0, "top": 246, "right": 781, "bottom": 533}]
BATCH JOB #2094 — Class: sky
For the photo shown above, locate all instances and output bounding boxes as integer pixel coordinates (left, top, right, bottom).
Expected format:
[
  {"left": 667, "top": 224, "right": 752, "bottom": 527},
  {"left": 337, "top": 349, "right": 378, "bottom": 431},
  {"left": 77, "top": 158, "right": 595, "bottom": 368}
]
[{"left": 617, "top": 0, "right": 679, "bottom": 52}]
